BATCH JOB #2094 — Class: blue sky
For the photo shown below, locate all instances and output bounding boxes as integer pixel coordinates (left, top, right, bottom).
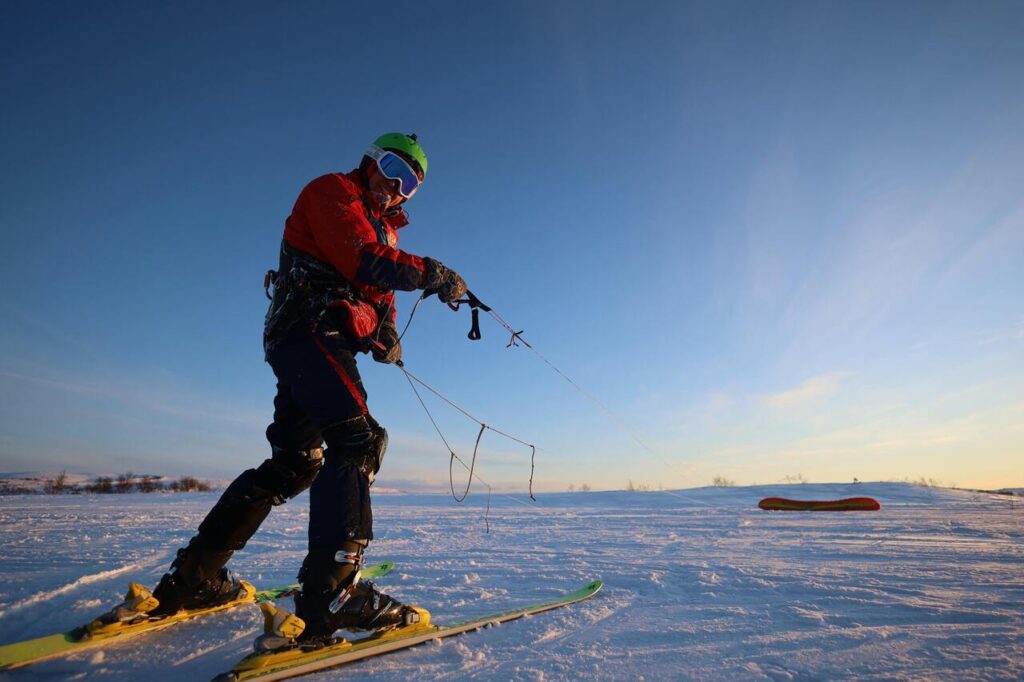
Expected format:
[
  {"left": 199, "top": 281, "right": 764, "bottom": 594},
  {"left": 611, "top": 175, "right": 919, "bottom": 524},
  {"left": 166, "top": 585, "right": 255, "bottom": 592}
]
[{"left": 1, "top": 1, "right": 1021, "bottom": 491}]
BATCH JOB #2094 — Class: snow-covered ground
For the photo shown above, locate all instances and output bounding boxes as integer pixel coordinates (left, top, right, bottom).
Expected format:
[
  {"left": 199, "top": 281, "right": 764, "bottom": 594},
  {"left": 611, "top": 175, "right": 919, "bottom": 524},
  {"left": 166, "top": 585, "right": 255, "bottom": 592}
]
[{"left": 0, "top": 482, "right": 1021, "bottom": 680}]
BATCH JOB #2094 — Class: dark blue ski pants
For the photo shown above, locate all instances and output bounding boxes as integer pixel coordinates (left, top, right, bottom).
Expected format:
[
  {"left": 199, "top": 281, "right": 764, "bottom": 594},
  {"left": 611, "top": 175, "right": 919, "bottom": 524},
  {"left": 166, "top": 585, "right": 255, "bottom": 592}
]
[{"left": 266, "top": 331, "right": 375, "bottom": 545}]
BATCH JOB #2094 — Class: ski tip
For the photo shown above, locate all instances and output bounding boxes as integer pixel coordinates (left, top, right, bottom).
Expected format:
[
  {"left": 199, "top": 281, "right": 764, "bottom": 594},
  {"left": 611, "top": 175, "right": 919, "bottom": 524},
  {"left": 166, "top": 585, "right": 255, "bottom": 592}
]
[
  {"left": 585, "top": 579, "right": 604, "bottom": 593},
  {"left": 379, "top": 560, "right": 394, "bottom": 572}
]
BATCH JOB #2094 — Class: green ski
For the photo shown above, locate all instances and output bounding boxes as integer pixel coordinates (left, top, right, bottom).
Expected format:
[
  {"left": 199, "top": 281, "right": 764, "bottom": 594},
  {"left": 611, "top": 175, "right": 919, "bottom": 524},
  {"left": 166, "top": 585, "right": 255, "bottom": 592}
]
[
  {"left": 214, "top": 579, "right": 604, "bottom": 682},
  {"left": 0, "top": 560, "right": 394, "bottom": 671}
]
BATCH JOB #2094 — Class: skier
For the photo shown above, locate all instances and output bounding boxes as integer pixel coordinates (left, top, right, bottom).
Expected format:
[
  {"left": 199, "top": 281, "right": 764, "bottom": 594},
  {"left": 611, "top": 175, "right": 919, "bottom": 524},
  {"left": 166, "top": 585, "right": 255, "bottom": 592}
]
[{"left": 149, "top": 133, "right": 467, "bottom": 642}]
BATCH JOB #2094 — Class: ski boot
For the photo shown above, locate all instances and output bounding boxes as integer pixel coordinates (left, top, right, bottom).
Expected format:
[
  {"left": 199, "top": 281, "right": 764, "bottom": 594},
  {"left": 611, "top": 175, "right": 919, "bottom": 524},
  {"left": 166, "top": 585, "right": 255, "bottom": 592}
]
[
  {"left": 150, "top": 543, "right": 247, "bottom": 617},
  {"left": 294, "top": 544, "right": 421, "bottom": 644}
]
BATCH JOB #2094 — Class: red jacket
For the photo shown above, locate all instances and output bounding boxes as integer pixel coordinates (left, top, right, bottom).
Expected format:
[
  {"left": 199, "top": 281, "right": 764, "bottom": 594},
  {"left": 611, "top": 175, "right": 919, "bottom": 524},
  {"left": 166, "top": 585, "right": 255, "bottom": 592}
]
[{"left": 283, "top": 170, "right": 430, "bottom": 333}]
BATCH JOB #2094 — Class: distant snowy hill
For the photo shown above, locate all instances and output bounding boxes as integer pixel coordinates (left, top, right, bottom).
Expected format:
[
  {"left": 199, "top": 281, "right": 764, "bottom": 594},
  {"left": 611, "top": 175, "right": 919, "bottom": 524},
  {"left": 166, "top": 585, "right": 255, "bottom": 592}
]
[{"left": 0, "top": 482, "right": 1021, "bottom": 679}]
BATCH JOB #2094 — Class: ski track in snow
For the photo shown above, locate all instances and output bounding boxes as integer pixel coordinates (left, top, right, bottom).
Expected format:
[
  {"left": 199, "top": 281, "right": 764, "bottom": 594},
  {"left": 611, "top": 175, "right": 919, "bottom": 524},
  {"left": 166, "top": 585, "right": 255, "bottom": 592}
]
[
  {"left": 0, "top": 483, "right": 1021, "bottom": 680},
  {"left": 0, "top": 551, "right": 169, "bottom": 620},
  {"left": 0, "top": 564, "right": 141, "bottom": 619}
]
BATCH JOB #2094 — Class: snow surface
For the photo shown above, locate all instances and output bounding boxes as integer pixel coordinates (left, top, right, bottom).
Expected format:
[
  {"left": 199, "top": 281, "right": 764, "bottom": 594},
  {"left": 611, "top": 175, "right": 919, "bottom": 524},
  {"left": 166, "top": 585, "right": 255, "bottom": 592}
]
[{"left": 0, "top": 483, "right": 1021, "bottom": 680}]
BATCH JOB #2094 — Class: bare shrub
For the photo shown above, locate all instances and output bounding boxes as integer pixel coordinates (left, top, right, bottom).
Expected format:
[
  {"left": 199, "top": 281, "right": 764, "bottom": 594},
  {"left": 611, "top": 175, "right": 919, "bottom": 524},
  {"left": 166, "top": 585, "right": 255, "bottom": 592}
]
[
  {"left": 85, "top": 476, "right": 114, "bottom": 494},
  {"left": 115, "top": 472, "right": 135, "bottom": 493},
  {"left": 137, "top": 475, "right": 162, "bottom": 493},
  {"left": 711, "top": 476, "right": 735, "bottom": 487},
  {"left": 169, "top": 476, "right": 212, "bottom": 492},
  {"left": 43, "top": 469, "right": 78, "bottom": 494}
]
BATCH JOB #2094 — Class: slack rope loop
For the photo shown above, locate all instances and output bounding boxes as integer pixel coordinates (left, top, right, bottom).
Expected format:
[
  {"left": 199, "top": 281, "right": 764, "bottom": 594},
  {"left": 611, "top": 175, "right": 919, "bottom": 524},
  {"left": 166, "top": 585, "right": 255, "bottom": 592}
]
[
  {"left": 450, "top": 424, "right": 486, "bottom": 503},
  {"left": 397, "top": 286, "right": 677, "bottom": 507},
  {"left": 396, "top": 287, "right": 717, "bottom": 536},
  {"left": 400, "top": 365, "right": 538, "bottom": 505}
]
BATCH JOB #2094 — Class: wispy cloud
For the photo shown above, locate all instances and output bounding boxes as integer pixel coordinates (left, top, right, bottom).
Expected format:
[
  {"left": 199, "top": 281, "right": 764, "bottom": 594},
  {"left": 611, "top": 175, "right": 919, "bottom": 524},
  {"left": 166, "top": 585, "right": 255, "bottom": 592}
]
[
  {"left": 0, "top": 300, "right": 102, "bottom": 362},
  {"left": 976, "top": 320, "right": 1024, "bottom": 347},
  {"left": 1, "top": 368, "right": 265, "bottom": 428},
  {"left": 0, "top": 370, "right": 108, "bottom": 396},
  {"left": 944, "top": 199, "right": 1024, "bottom": 282},
  {"left": 763, "top": 372, "right": 847, "bottom": 410},
  {"left": 728, "top": 106, "right": 1024, "bottom": 373}
]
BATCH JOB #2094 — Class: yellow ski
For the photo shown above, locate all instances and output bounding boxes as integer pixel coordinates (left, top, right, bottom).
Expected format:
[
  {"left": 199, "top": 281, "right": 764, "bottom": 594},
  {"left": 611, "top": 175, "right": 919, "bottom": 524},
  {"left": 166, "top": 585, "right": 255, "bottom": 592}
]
[{"left": 214, "top": 579, "right": 604, "bottom": 682}]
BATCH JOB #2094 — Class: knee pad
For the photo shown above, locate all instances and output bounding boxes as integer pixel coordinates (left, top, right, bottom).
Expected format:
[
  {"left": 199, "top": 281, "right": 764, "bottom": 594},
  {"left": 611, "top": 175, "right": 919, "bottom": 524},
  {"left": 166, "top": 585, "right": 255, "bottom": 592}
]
[
  {"left": 192, "top": 448, "right": 322, "bottom": 551},
  {"left": 323, "top": 415, "right": 388, "bottom": 483},
  {"left": 254, "top": 445, "right": 325, "bottom": 505}
]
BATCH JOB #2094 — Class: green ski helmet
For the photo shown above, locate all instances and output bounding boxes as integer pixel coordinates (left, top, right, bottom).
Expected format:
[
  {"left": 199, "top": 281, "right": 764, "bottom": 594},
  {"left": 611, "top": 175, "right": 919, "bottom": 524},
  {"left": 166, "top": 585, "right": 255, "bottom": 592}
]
[{"left": 371, "top": 132, "right": 428, "bottom": 179}]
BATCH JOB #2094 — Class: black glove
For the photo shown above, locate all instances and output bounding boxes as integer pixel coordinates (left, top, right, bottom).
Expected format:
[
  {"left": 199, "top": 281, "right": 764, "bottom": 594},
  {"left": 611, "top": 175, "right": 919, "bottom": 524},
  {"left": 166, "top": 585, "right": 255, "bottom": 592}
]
[
  {"left": 371, "top": 321, "right": 402, "bottom": 364},
  {"left": 422, "top": 257, "right": 468, "bottom": 304}
]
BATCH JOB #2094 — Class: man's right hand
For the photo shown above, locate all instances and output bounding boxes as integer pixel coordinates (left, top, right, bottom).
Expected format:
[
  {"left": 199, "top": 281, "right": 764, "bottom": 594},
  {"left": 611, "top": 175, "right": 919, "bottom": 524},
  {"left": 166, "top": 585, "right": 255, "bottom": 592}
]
[
  {"left": 423, "top": 258, "right": 468, "bottom": 304},
  {"left": 371, "top": 321, "right": 402, "bottom": 365}
]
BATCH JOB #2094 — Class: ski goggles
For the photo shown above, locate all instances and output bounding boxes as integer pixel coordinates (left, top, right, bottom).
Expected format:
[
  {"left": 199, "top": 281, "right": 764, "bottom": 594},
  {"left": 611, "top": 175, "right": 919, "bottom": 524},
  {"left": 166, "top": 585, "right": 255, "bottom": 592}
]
[{"left": 366, "top": 145, "right": 421, "bottom": 199}]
